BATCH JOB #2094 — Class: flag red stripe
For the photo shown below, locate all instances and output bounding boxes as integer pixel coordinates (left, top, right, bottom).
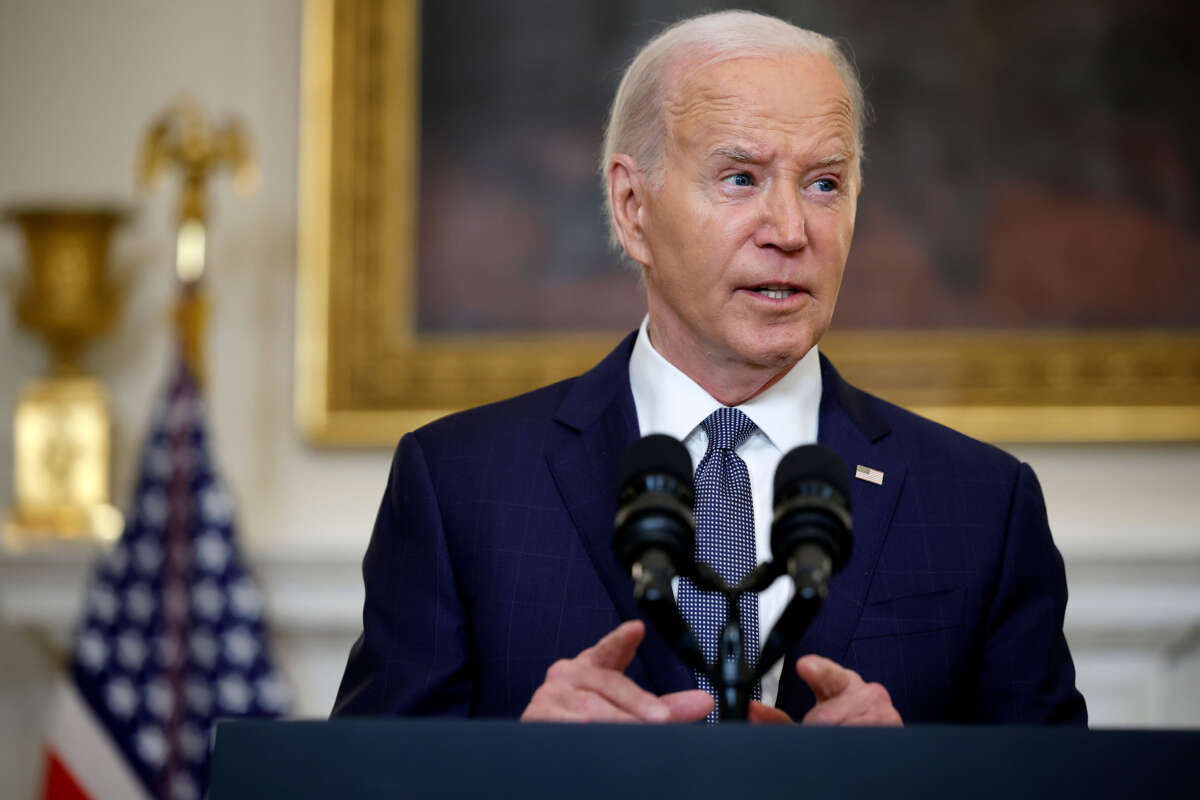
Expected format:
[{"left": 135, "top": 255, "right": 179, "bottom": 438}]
[{"left": 42, "top": 748, "right": 92, "bottom": 800}]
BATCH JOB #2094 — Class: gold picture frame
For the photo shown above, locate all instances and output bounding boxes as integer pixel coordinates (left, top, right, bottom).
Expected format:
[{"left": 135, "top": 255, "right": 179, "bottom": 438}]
[{"left": 295, "top": 0, "right": 1200, "bottom": 446}]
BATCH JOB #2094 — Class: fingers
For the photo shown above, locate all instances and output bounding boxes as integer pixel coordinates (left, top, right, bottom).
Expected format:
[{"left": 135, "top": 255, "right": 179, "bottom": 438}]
[
  {"left": 546, "top": 654, "right": 670, "bottom": 722},
  {"left": 748, "top": 701, "right": 793, "bottom": 725},
  {"left": 840, "top": 681, "right": 903, "bottom": 726},
  {"left": 846, "top": 704, "right": 903, "bottom": 726},
  {"left": 525, "top": 682, "right": 643, "bottom": 723},
  {"left": 578, "top": 619, "right": 645, "bottom": 672},
  {"left": 795, "top": 654, "right": 859, "bottom": 701},
  {"left": 660, "top": 690, "right": 715, "bottom": 723},
  {"left": 795, "top": 655, "right": 903, "bottom": 727},
  {"left": 522, "top": 620, "right": 682, "bottom": 724},
  {"left": 802, "top": 683, "right": 888, "bottom": 725}
]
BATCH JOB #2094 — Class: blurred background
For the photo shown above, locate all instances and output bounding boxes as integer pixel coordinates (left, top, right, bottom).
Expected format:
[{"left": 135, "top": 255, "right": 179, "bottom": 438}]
[
  {"left": 417, "top": 0, "right": 1200, "bottom": 332},
  {"left": 0, "top": 2, "right": 1197, "bottom": 797}
]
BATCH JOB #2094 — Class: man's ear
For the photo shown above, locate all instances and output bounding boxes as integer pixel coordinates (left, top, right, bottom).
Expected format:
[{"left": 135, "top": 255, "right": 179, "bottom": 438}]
[{"left": 608, "top": 155, "right": 652, "bottom": 267}]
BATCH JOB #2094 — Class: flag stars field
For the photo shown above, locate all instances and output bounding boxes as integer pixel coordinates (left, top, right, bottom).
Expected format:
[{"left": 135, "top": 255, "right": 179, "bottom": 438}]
[
  {"left": 223, "top": 627, "right": 259, "bottom": 666},
  {"left": 170, "top": 771, "right": 199, "bottom": 800},
  {"left": 218, "top": 676, "right": 252, "bottom": 713},
  {"left": 229, "top": 580, "right": 262, "bottom": 618},
  {"left": 184, "top": 677, "right": 213, "bottom": 716},
  {"left": 116, "top": 631, "right": 148, "bottom": 670},
  {"left": 45, "top": 365, "right": 292, "bottom": 798},
  {"left": 77, "top": 631, "right": 108, "bottom": 671},
  {"left": 196, "top": 531, "right": 230, "bottom": 573},
  {"left": 125, "top": 583, "right": 156, "bottom": 623},
  {"left": 145, "top": 679, "right": 174, "bottom": 720},
  {"left": 178, "top": 723, "right": 207, "bottom": 762},
  {"left": 134, "top": 539, "right": 163, "bottom": 574},
  {"left": 87, "top": 584, "right": 119, "bottom": 623},
  {"left": 105, "top": 678, "right": 138, "bottom": 719},
  {"left": 188, "top": 629, "right": 219, "bottom": 668},
  {"left": 141, "top": 488, "right": 169, "bottom": 528},
  {"left": 192, "top": 579, "right": 226, "bottom": 620},
  {"left": 134, "top": 725, "right": 167, "bottom": 768}
]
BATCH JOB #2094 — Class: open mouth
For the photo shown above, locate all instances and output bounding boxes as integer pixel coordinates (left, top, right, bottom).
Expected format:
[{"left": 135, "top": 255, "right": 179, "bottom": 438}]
[{"left": 749, "top": 284, "right": 800, "bottom": 300}]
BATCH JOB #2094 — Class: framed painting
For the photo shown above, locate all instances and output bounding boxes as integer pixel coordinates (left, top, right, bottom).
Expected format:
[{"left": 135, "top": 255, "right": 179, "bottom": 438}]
[{"left": 295, "top": 0, "right": 1200, "bottom": 445}]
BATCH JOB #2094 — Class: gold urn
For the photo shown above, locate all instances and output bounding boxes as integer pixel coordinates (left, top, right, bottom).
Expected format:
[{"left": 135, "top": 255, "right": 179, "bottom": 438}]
[{"left": 5, "top": 207, "right": 126, "bottom": 547}]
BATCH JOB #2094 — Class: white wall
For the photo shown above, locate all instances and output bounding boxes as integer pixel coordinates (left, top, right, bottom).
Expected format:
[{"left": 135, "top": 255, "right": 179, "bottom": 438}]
[
  {"left": 0, "top": 0, "right": 387, "bottom": 562},
  {"left": 0, "top": 3, "right": 378, "bottom": 796},
  {"left": 0, "top": 2, "right": 1197, "bottom": 798}
]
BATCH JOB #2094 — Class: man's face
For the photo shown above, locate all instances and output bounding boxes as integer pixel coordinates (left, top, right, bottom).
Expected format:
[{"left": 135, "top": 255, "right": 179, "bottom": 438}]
[{"left": 636, "top": 52, "right": 859, "bottom": 381}]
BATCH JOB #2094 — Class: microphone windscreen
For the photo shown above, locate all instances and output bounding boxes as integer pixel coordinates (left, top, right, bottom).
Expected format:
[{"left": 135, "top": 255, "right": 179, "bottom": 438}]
[
  {"left": 619, "top": 434, "right": 693, "bottom": 489},
  {"left": 773, "top": 444, "right": 850, "bottom": 503}
]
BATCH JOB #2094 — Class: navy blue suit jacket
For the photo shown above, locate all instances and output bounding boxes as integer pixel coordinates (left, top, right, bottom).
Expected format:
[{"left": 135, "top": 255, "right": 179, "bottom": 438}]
[{"left": 333, "top": 332, "right": 1086, "bottom": 724}]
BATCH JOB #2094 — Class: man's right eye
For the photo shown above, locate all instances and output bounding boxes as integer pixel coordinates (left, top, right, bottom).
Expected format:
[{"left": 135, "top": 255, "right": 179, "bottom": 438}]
[{"left": 724, "top": 172, "right": 755, "bottom": 187}]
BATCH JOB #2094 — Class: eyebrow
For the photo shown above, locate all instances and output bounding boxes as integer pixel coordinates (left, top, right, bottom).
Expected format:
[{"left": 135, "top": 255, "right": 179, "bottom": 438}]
[
  {"left": 710, "top": 145, "right": 765, "bottom": 164},
  {"left": 708, "top": 146, "right": 853, "bottom": 170},
  {"left": 810, "top": 153, "right": 850, "bottom": 169}
]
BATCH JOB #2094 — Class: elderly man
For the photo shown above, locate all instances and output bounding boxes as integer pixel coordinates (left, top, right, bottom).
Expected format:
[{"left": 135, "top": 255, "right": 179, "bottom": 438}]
[{"left": 334, "top": 10, "right": 1086, "bottom": 726}]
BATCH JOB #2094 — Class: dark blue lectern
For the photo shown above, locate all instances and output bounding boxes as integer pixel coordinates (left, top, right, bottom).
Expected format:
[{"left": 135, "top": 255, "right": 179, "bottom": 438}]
[{"left": 209, "top": 719, "right": 1198, "bottom": 799}]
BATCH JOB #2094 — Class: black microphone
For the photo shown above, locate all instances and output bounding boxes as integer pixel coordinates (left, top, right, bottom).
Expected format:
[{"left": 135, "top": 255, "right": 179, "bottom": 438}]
[
  {"left": 614, "top": 434, "right": 695, "bottom": 596},
  {"left": 613, "top": 434, "right": 706, "bottom": 671},
  {"left": 755, "top": 445, "right": 853, "bottom": 680},
  {"left": 770, "top": 444, "right": 853, "bottom": 599}
]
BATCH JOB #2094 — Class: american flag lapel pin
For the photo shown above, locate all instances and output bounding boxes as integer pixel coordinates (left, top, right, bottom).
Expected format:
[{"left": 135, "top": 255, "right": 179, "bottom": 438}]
[{"left": 855, "top": 464, "right": 884, "bottom": 485}]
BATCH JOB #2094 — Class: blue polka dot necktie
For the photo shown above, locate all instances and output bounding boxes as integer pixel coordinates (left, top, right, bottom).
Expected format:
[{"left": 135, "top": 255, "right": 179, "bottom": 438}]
[{"left": 678, "top": 407, "right": 761, "bottom": 723}]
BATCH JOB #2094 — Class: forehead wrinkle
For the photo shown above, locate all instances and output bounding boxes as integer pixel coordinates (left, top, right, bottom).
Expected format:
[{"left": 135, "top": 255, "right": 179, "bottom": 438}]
[
  {"left": 688, "top": 112, "right": 857, "bottom": 169},
  {"left": 665, "top": 53, "right": 856, "bottom": 122},
  {"left": 668, "top": 92, "right": 856, "bottom": 156},
  {"left": 664, "top": 87, "right": 742, "bottom": 137}
]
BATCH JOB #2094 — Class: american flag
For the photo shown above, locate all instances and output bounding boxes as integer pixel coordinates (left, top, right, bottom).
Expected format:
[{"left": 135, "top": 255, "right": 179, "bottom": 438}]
[{"left": 54, "top": 363, "right": 290, "bottom": 800}]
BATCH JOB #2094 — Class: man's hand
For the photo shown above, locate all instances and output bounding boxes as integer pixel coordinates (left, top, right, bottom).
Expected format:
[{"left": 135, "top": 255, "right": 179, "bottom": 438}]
[
  {"left": 748, "top": 700, "right": 793, "bottom": 724},
  {"left": 796, "top": 654, "right": 902, "bottom": 726},
  {"left": 744, "top": 656, "right": 902, "bottom": 725},
  {"left": 521, "top": 620, "right": 714, "bottom": 723}
]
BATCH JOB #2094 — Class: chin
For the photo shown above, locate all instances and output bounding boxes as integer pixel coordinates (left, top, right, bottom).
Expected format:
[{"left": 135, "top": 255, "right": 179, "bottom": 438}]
[
  {"left": 767, "top": 350, "right": 802, "bottom": 365},
  {"left": 736, "top": 341, "right": 812, "bottom": 369},
  {"left": 741, "top": 328, "right": 819, "bottom": 367}
]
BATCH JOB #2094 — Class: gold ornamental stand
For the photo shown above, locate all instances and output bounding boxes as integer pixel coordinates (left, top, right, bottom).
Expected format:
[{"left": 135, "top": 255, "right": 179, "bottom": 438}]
[
  {"left": 4, "top": 207, "right": 127, "bottom": 547},
  {"left": 3, "top": 97, "right": 257, "bottom": 551}
]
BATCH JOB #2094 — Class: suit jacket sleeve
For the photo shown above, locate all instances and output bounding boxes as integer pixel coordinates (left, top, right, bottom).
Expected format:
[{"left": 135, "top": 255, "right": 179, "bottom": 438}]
[
  {"left": 332, "top": 432, "right": 473, "bottom": 716},
  {"left": 974, "top": 462, "right": 1087, "bottom": 724}
]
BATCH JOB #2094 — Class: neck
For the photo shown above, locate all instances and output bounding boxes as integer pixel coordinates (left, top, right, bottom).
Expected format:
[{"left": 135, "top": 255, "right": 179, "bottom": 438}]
[{"left": 645, "top": 317, "right": 798, "bottom": 407}]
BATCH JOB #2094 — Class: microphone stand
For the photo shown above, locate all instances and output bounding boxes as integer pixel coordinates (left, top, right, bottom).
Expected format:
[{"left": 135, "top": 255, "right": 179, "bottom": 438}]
[
  {"left": 617, "top": 439, "right": 850, "bottom": 723},
  {"left": 649, "top": 554, "right": 832, "bottom": 722}
]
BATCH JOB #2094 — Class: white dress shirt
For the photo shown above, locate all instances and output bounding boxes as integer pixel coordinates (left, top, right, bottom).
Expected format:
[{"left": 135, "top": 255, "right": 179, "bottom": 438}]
[{"left": 628, "top": 316, "right": 822, "bottom": 707}]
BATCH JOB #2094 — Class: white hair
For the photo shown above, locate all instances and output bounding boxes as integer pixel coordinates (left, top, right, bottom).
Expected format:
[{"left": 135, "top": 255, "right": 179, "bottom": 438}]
[{"left": 600, "top": 10, "right": 866, "bottom": 249}]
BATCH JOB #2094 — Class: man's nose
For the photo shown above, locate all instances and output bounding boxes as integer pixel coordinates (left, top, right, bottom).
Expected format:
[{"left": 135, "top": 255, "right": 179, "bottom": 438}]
[{"left": 755, "top": 183, "right": 808, "bottom": 251}]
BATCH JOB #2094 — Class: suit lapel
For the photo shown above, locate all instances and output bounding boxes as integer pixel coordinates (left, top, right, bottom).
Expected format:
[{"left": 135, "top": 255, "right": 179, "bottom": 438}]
[
  {"left": 546, "top": 332, "right": 695, "bottom": 696},
  {"left": 775, "top": 355, "right": 906, "bottom": 718}
]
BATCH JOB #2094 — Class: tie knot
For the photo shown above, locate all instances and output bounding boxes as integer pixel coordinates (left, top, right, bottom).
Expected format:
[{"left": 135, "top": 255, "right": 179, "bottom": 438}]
[{"left": 701, "top": 407, "right": 757, "bottom": 453}]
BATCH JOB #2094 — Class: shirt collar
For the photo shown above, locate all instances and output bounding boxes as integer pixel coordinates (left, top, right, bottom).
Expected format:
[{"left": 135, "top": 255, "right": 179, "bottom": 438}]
[{"left": 628, "top": 315, "right": 822, "bottom": 452}]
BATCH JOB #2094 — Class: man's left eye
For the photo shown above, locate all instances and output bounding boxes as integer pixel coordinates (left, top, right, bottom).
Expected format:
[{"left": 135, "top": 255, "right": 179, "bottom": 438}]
[{"left": 814, "top": 178, "right": 837, "bottom": 192}]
